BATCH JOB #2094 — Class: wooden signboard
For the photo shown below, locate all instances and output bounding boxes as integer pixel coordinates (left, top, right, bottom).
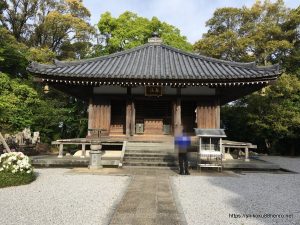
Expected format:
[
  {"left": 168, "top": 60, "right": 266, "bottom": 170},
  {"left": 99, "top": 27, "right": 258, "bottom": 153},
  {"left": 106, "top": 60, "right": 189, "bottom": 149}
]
[{"left": 145, "top": 86, "right": 163, "bottom": 96}]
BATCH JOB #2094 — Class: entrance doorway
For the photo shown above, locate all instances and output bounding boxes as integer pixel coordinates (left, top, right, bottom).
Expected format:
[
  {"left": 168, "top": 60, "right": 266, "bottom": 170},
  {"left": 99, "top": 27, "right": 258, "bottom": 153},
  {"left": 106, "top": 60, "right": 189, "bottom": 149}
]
[
  {"left": 110, "top": 100, "right": 126, "bottom": 135},
  {"left": 181, "top": 101, "right": 197, "bottom": 134},
  {"left": 135, "top": 100, "right": 172, "bottom": 135}
]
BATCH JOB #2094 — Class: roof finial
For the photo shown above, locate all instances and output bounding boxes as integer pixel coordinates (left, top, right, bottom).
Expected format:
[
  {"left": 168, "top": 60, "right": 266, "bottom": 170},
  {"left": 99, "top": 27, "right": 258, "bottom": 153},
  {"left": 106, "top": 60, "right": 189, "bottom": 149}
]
[
  {"left": 148, "top": 31, "right": 162, "bottom": 44},
  {"left": 152, "top": 32, "right": 159, "bottom": 38}
]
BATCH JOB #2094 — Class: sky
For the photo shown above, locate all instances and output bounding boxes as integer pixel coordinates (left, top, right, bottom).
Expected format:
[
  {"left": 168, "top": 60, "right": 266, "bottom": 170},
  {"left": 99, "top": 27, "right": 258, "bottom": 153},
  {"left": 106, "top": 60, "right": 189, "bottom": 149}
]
[{"left": 83, "top": 0, "right": 299, "bottom": 44}]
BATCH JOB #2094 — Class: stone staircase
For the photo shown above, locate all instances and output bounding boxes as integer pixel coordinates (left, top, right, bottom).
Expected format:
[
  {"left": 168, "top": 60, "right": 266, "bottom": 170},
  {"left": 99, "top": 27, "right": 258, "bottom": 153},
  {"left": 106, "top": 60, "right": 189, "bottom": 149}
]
[{"left": 123, "top": 142, "right": 178, "bottom": 168}]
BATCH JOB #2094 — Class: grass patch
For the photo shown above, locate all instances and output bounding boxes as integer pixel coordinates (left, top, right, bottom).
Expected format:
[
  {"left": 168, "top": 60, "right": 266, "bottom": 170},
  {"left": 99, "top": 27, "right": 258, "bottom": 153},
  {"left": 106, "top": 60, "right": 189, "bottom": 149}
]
[{"left": 0, "top": 171, "right": 36, "bottom": 188}]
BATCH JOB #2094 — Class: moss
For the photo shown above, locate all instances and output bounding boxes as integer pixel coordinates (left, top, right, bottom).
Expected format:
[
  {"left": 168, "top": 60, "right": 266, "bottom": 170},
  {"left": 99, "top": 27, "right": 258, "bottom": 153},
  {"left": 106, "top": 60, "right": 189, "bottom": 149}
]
[{"left": 0, "top": 171, "right": 36, "bottom": 188}]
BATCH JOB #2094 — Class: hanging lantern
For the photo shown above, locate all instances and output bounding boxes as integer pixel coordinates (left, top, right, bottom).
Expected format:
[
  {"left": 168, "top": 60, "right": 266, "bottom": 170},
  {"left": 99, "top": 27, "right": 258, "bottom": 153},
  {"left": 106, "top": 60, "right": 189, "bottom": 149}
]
[{"left": 43, "top": 84, "right": 49, "bottom": 94}]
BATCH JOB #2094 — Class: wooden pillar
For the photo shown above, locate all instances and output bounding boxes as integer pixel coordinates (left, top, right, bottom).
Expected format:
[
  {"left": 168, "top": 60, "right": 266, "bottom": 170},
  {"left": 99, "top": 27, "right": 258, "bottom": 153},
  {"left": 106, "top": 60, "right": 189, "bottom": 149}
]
[
  {"left": 215, "top": 98, "right": 220, "bottom": 129},
  {"left": 126, "top": 100, "right": 132, "bottom": 136},
  {"left": 126, "top": 87, "right": 132, "bottom": 136},
  {"left": 131, "top": 101, "right": 135, "bottom": 135},
  {"left": 196, "top": 103, "right": 201, "bottom": 128},
  {"left": 87, "top": 98, "right": 93, "bottom": 136},
  {"left": 174, "top": 88, "right": 182, "bottom": 135},
  {"left": 106, "top": 102, "right": 111, "bottom": 134}
]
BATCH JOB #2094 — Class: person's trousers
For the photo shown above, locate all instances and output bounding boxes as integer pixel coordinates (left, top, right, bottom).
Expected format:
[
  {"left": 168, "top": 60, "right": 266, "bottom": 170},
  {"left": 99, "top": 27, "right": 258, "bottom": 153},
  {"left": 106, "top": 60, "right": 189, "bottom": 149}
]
[{"left": 178, "top": 153, "right": 189, "bottom": 174}]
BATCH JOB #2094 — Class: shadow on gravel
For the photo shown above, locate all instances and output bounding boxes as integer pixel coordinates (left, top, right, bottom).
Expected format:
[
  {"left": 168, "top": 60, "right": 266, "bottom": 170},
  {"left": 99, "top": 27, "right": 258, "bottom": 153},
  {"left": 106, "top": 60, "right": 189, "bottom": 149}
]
[{"left": 205, "top": 171, "right": 300, "bottom": 225}]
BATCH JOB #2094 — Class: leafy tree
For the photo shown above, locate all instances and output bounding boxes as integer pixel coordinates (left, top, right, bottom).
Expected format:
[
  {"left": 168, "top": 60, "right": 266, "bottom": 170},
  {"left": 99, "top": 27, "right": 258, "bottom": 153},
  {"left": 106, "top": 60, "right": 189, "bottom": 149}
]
[
  {"left": 0, "top": 72, "right": 87, "bottom": 142},
  {"left": 0, "top": 0, "right": 7, "bottom": 21},
  {"left": 58, "top": 40, "right": 92, "bottom": 60},
  {"left": 194, "top": 0, "right": 293, "bottom": 65},
  {"left": 282, "top": 6, "right": 300, "bottom": 76},
  {"left": 196, "top": 0, "right": 300, "bottom": 155},
  {"left": 0, "top": 0, "right": 39, "bottom": 41},
  {"left": 26, "top": 47, "right": 55, "bottom": 64},
  {"left": 223, "top": 74, "right": 300, "bottom": 155},
  {"left": 0, "top": 26, "right": 87, "bottom": 142},
  {"left": 0, "top": 27, "right": 28, "bottom": 76},
  {"left": 97, "top": 11, "right": 192, "bottom": 54},
  {"left": 31, "top": 0, "right": 95, "bottom": 54},
  {"left": 0, "top": 1, "right": 93, "bottom": 143},
  {"left": 0, "top": 72, "right": 40, "bottom": 132},
  {"left": 1, "top": 0, "right": 95, "bottom": 59}
]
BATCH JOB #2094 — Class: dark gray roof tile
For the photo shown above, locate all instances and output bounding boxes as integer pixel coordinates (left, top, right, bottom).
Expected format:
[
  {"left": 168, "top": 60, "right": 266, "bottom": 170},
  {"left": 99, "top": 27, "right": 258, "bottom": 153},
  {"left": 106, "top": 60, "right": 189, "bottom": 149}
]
[{"left": 27, "top": 42, "right": 281, "bottom": 82}]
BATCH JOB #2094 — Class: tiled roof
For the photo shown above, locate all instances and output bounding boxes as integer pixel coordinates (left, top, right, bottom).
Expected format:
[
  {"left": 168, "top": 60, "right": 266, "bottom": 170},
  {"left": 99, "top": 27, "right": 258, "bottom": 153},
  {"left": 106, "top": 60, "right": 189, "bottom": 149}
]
[{"left": 27, "top": 42, "right": 280, "bottom": 82}]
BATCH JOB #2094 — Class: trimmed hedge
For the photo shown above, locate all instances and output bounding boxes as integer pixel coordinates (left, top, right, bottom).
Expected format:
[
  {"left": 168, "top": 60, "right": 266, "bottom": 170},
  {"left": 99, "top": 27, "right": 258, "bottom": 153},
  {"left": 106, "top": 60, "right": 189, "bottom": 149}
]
[{"left": 0, "top": 171, "right": 36, "bottom": 188}]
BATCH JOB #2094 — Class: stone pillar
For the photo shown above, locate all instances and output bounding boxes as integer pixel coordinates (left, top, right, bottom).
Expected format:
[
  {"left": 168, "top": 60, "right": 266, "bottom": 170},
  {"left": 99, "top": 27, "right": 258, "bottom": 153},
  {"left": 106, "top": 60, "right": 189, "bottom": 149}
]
[
  {"left": 245, "top": 147, "right": 250, "bottom": 162},
  {"left": 81, "top": 144, "right": 86, "bottom": 158},
  {"left": 58, "top": 144, "right": 63, "bottom": 158}
]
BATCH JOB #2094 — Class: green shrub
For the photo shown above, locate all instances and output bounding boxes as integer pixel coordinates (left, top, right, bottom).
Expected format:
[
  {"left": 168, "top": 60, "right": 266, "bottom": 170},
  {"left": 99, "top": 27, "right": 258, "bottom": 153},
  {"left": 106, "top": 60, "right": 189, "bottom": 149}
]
[
  {"left": 0, "top": 152, "right": 36, "bottom": 188},
  {"left": 0, "top": 171, "right": 36, "bottom": 188}
]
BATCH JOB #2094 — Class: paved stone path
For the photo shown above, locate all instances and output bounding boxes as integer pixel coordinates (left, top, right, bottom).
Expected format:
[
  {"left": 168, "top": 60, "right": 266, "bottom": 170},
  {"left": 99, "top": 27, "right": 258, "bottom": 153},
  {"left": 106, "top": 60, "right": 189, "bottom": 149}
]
[{"left": 108, "top": 169, "right": 184, "bottom": 225}]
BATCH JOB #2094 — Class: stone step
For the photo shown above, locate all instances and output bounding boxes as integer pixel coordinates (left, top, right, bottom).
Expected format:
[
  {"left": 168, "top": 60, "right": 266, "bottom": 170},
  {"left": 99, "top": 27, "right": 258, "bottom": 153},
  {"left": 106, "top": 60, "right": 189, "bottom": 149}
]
[
  {"left": 124, "top": 141, "right": 177, "bottom": 168},
  {"left": 126, "top": 147, "right": 174, "bottom": 151},
  {"left": 126, "top": 142, "right": 173, "bottom": 145},
  {"left": 122, "top": 165, "right": 178, "bottom": 170},
  {"left": 123, "top": 161, "right": 178, "bottom": 167},
  {"left": 126, "top": 144, "right": 173, "bottom": 147},
  {"left": 125, "top": 149, "right": 175, "bottom": 153},
  {"left": 126, "top": 143, "right": 173, "bottom": 147},
  {"left": 124, "top": 152, "right": 176, "bottom": 158},
  {"left": 123, "top": 157, "right": 176, "bottom": 162}
]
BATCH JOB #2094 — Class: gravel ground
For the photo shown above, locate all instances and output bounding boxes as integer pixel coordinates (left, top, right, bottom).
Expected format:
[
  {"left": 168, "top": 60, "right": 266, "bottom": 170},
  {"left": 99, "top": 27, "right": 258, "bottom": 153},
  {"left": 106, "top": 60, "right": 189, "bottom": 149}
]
[
  {"left": 172, "top": 173, "right": 300, "bottom": 225},
  {"left": 0, "top": 169, "right": 130, "bottom": 225},
  {"left": 259, "top": 156, "right": 300, "bottom": 173}
]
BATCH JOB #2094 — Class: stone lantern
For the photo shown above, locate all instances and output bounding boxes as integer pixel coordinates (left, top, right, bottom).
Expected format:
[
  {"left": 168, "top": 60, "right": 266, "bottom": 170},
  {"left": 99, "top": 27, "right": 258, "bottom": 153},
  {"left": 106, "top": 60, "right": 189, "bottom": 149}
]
[{"left": 89, "top": 143, "right": 103, "bottom": 169}]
